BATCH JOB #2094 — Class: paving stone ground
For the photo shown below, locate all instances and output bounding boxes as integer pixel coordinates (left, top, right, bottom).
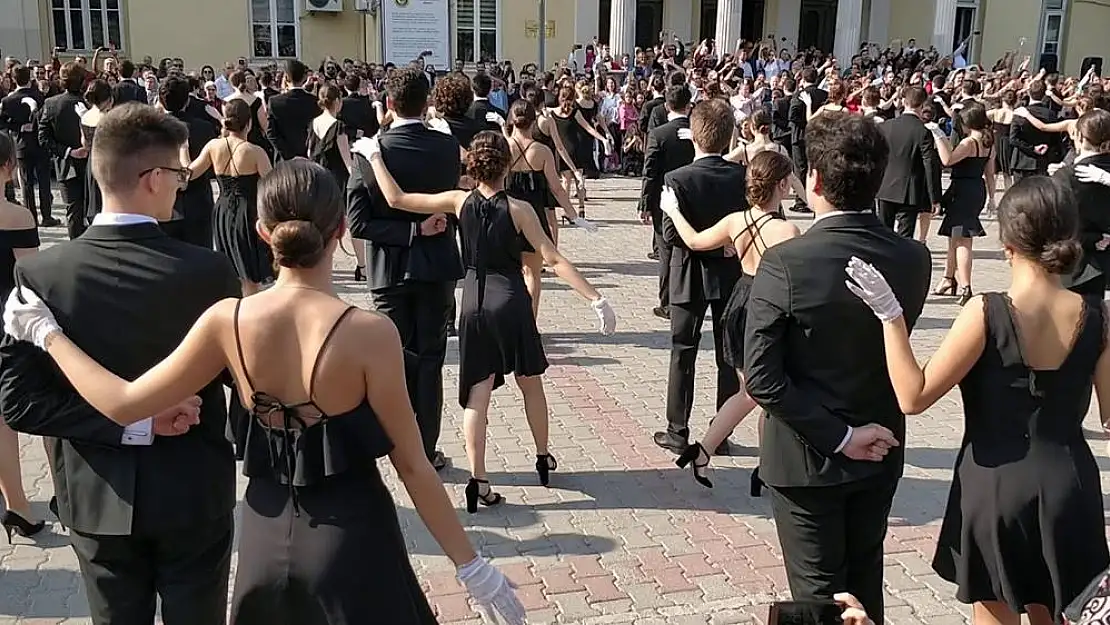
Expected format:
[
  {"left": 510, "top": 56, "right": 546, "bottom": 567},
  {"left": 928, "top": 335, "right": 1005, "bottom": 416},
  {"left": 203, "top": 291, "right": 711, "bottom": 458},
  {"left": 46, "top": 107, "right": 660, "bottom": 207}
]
[{"left": 1, "top": 177, "right": 1108, "bottom": 625}]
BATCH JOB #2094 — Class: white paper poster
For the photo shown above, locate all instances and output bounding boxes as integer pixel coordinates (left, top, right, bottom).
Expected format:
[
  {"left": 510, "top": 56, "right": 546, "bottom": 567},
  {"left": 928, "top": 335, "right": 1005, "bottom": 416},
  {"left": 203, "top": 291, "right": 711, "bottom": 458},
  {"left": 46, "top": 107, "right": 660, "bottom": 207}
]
[{"left": 381, "top": 0, "right": 451, "bottom": 68}]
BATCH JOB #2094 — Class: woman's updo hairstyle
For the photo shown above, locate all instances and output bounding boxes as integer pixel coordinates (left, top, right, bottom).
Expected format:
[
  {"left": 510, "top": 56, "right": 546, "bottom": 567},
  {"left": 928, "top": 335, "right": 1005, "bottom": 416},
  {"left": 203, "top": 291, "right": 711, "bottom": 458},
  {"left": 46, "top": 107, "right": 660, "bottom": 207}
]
[
  {"left": 998, "top": 176, "right": 1081, "bottom": 275},
  {"left": 257, "top": 160, "right": 344, "bottom": 269},
  {"left": 509, "top": 98, "right": 536, "bottom": 129},
  {"left": 85, "top": 79, "right": 113, "bottom": 108},
  {"left": 318, "top": 83, "right": 342, "bottom": 111},
  {"left": 745, "top": 150, "right": 794, "bottom": 209},
  {"left": 465, "top": 131, "right": 510, "bottom": 183},
  {"left": 1076, "top": 108, "right": 1110, "bottom": 153},
  {"left": 749, "top": 110, "right": 773, "bottom": 136},
  {"left": 223, "top": 98, "right": 251, "bottom": 133}
]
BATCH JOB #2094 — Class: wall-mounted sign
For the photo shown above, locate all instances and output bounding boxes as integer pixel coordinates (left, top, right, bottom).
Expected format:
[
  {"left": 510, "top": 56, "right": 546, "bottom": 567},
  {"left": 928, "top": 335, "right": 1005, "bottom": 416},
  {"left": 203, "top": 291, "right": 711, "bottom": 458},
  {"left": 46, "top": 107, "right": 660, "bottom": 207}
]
[
  {"left": 381, "top": 0, "right": 450, "bottom": 67},
  {"left": 525, "top": 20, "right": 556, "bottom": 39}
]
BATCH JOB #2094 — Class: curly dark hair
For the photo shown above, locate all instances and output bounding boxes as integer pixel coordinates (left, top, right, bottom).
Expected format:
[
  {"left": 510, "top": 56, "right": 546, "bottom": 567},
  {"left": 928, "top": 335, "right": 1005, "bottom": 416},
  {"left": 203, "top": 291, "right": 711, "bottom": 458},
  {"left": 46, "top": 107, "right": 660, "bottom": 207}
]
[
  {"left": 432, "top": 73, "right": 473, "bottom": 118},
  {"left": 465, "top": 131, "right": 510, "bottom": 183},
  {"left": 386, "top": 67, "right": 430, "bottom": 118},
  {"left": 805, "top": 112, "right": 888, "bottom": 211}
]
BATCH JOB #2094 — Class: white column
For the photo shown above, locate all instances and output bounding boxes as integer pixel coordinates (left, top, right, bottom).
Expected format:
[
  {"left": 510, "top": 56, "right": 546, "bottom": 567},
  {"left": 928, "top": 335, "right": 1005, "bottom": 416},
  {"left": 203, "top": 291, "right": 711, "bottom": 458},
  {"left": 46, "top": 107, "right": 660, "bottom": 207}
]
[
  {"left": 664, "top": 0, "right": 693, "bottom": 44},
  {"left": 833, "top": 0, "right": 863, "bottom": 64},
  {"left": 868, "top": 0, "right": 891, "bottom": 49},
  {"left": 575, "top": 0, "right": 600, "bottom": 46},
  {"left": 775, "top": 0, "right": 801, "bottom": 51},
  {"left": 715, "top": 0, "right": 744, "bottom": 53},
  {"left": 610, "top": 0, "right": 636, "bottom": 56},
  {"left": 932, "top": 0, "right": 958, "bottom": 56}
]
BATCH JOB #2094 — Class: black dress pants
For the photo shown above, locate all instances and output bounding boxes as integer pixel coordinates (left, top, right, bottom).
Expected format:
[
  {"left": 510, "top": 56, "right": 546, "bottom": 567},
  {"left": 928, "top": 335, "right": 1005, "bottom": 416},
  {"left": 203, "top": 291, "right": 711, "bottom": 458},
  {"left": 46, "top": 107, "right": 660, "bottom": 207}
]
[
  {"left": 651, "top": 205, "right": 672, "bottom": 308},
  {"left": 372, "top": 280, "right": 454, "bottom": 460},
  {"left": 769, "top": 475, "right": 899, "bottom": 625},
  {"left": 665, "top": 296, "right": 741, "bottom": 439},
  {"left": 877, "top": 200, "right": 922, "bottom": 239},
  {"left": 790, "top": 140, "right": 808, "bottom": 208},
  {"left": 17, "top": 153, "right": 54, "bottom": 221},
  {"left": 60, "top": 170, "right": 87, "bottom": 240},
  {"left": 70, "top": 515, "right": 233, "bottom": 625}
]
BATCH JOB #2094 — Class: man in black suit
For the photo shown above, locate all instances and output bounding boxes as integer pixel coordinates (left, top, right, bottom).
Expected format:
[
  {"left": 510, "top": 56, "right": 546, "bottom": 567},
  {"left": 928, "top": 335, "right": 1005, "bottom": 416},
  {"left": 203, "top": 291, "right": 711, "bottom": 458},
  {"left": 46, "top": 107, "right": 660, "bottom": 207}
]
[
  {"left": 162, "top": 76, "right": 219, "bottom": 247},
  {"left": 640, "top": 85, "right": 695, "bottom": 320},
  {"left": 772, "top": 78, "right": 795, "bottom": 156},
  {"left": 1, "top": 66, "right": 58, "bottom": 226},
  {"left": 266, "top": 59, "right": 320, "bottom": 161},
  {"left": 0, "top": 103, "right": 240, "bottom": 625},
  {"left": 638, "top": 75, "right": 666, "bottom": 136},
  {"left": 337, "top": 74, "right": 378, "bottom": 142},
  {"left": 38, "top": 62, "right": 89, "bottom": 240},
  {"left": 745, "top": 113, "right": 931, "bottom": 624},
  {"left": 466, "top": 73, "right": 507, "bottom": 132},
  {"left": 788, "top": 68, "right": 827, "bottom": 213},
  {"left": 258, "top": 70, "right": 281, "bottom": 106},
  {"left": 876, "top": 86, "right": 942, "bottom": 239},
  {"left": 653, "top": 98, "right": 746, "bottom": 454},
  {"left": 111, "top": 60, "right": 147, "bottom": 105},
  {"left": 347, "top": 68, "right": 463, "bottom": 470},
  {"left": 647, "top": 71, "right": 687, "bottom": 133},
  {"left": 1010, "top": 80, "right": 1058, "bottom": 179}
]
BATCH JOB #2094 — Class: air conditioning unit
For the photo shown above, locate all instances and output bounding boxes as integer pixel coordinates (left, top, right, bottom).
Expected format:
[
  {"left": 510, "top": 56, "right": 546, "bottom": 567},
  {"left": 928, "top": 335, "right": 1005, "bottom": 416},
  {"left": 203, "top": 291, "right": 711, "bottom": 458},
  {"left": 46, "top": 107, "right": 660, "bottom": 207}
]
[{"left": 306, "top": 0, "right": 343, "bottom": 12}]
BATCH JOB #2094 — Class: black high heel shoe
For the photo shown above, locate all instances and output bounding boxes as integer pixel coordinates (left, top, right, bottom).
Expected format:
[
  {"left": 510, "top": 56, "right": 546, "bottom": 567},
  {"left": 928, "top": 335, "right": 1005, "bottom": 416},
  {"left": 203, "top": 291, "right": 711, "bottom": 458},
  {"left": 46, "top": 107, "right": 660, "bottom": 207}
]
[
  {"left": 354, "top": 266, "right": 366, "bottom": 282},
  {"left": 957, "top": 286, "right": 974, "bottom": 306},
  {"left": 675, "top": 443, "right": 712, "bottom": 489},
  {"left": 2, "top": 510, "right": 46, "bottom": 543},
  {"left": 749, "top": 467, "right": 765, "bottom": 497},
  {"left": 932, "top": 276, "right": 957, "bottom": 296},
  {"left": 464, "top": 478, "right": 504, "bottom": 514},
  {"left": 536, "top": 454, "right": 558, "bottom": 487}
]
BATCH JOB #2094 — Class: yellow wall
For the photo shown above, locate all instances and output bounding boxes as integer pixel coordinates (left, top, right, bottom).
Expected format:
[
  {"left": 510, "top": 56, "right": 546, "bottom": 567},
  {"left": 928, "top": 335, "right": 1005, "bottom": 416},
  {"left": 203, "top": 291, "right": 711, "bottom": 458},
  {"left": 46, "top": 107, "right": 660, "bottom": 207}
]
[
  {"left": 127, "top": 0, "right": 249, "bottom": 67},
  {"left": 1063, "top": 0, "right": 1110, "bottom": 75},
  {"left": 300, "top": 1, "right": 365, "bottom": 64},
  {"left": 978, "top": 0, "right": 1040, "bottom": 70},
  {"left": 887, "top": 0, "right": 935, "bottom": 49},
  {"left": 501, "top": 0, "right": 578, "bottom": 66}
]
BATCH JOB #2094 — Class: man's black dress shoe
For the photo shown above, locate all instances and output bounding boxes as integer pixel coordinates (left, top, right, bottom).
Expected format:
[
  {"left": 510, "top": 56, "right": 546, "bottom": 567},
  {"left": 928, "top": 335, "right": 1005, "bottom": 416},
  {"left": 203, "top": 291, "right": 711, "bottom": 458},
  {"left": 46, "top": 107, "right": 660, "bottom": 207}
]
[
  {"left": 40, "top": 217, "right": 61, "bottom": 228},
  {"left": 653, "top": 431, "right": 688, "bottom": 454},
  {"left": 652, "top": 306, "right": 670, "bottom": 320}
]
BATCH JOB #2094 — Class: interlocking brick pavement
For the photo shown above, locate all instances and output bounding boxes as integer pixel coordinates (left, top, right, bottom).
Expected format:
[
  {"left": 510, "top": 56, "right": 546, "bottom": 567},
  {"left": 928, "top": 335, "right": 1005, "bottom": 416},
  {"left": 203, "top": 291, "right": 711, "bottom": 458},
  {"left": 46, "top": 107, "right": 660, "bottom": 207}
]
[{"left": 2, "top": 177, "right": 1108, "bottom": 625}]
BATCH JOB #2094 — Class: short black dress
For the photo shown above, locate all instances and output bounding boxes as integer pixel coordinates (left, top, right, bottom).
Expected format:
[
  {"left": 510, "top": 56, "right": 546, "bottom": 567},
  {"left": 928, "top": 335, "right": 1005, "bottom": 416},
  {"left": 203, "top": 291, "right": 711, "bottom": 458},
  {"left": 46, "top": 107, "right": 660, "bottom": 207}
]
[
  {"left": 993, "top": 121, "right": 1012, "bottom": 177},
  {"left": 0, "top": 227, "right": 39, "bottom": 297},
  {"left": 551, "top": 108, "right": 579, "bottom": 174},
  {"left": 505, "top": 139, "right": 553, "bottom": 253},
  {"left": 307, "top": 120, "right": 349, "bottom": 190},
  {"left": 932, "top": 293, "right": 1109, "bottom": 618},
  {"left": 938, "top": 139, "right": 989, "bottom": 238},
  {"left": 721, "top": 211, "right": 780, "bottom": 370},
  {"left": 457, "top": 190, "right": 548, "bottom": 407},
  {"left": 229, "top": 303, "right": 436, "bottom": 625}
]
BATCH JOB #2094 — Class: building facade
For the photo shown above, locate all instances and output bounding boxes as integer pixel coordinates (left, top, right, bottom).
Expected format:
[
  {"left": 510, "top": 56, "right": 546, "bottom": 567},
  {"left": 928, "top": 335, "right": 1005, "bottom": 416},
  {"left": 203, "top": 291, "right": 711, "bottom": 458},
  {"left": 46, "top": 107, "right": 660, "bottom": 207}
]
[{"left": 0, "top": 0, "right": 1105, "bottom": 76}]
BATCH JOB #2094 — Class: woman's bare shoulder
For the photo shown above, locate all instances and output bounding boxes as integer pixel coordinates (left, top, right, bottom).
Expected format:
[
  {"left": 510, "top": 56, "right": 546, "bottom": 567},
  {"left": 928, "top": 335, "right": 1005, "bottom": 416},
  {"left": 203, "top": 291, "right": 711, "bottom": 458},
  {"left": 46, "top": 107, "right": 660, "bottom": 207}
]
[{"left": 0, "top": 201, "right": 38, "bottom": 230}]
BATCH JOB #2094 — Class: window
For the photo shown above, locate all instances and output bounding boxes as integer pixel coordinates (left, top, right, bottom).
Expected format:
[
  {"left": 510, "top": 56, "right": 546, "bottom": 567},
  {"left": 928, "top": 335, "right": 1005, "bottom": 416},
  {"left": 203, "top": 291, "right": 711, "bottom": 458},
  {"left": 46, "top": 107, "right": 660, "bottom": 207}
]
[
  {"left": 1041, "top": 12, "right": 1063, "bottom": 56},
  {"left": 52, "top": 0, "right": 123, "bottom": 51},
  {"left": 455, "top": 0, "right": 499, "bottom": 63},
  {"left": 251, "top": 0, "right": 299, "bottom": 59}
]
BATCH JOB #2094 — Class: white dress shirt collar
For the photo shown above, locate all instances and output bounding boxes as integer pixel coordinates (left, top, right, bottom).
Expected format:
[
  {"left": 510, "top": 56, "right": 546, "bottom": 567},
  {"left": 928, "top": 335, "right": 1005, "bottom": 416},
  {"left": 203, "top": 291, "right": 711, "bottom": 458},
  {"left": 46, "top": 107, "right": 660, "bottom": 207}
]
[
  {"left": 667, "top": 112, "right": 688, "bottom": 122},
  {"left": 391, "top": 116, "right": 425, "bottom": 128},
  {"left": 91, "top": 212, "right": 158, "bottom": 226},
  {"left": 812, "top": 210, "right": 854, "bottom": 223}
]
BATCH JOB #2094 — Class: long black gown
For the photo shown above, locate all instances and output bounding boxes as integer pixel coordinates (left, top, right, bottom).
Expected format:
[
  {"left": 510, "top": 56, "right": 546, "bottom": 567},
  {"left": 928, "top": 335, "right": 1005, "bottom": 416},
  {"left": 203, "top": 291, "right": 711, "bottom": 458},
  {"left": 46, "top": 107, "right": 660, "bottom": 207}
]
[
  {"left": 213, "top": 141, "right": 272, "bottom": 284},
  {"left": 932, "top": 293, "right": 1109, "bottom": 618},
  {"left": 229, "top": 302, "right": 436, "bottom": 625},
  {"left": 457, "top": 190, "right": 548, "bottom": 407}
]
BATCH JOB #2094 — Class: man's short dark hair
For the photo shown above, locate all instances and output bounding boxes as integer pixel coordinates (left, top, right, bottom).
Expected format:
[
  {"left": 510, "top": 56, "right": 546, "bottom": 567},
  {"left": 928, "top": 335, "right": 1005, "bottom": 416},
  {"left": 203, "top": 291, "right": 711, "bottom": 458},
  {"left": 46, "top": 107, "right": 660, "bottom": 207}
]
[
  {"left": 650, "top": 75, "right": 665, "bottom": 94},
  {"left": 690, "top": 98, "right": 733, "bottom": 154},
  {"left": 344, "top": 74, "right": 361, "bottom": 94},
  {"left": 60, "top": 62, "right": 87, "bottom": 94},
  {"left": 12, "top": 67, "right": 31, "bottom": 88},
  {"left": 259, "top": 70, "right": 273, "bottom": 87},
  {"left": 284, "top": 59, "right": 308, "bottom": 85},
  {"left": 805, "top": 112, "right": 888, "bottom": 211},
  {"left": 1028, "top": 80, "right": 1047, "bottom": 101},
  {"left": 902, "top": 85, "right": 928, "bottom": 110},
  {"left": 91, "top": 103, "right": 188, "bottom": 194},
  {"left": 387, "top": 68, "right": 430, "bottom": 118},
  {"left": 471, "top": 73, "right": 492, "bottom": 98},
  {"left": 801, "top": 68, "right": 818, "bottom": 84},
  {"left": 667, "top": 70, "right": 686, "bottom": 87},
  {"left": 664, "top": 85, "right": 692, "bottom": 113},
  {"left": 781, "top": 76, "right": 796, "bottom": 92},
  {"left": 158, "top": 76, "right": 190, "bottom": 113},
  {"left": 120, "top": 59, "right": 136, "bottom": 79}
]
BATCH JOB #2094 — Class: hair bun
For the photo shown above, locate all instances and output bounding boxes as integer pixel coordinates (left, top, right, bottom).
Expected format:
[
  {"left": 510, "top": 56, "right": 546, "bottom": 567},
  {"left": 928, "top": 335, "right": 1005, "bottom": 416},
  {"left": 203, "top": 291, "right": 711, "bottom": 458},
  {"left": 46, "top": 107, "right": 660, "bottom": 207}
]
[
  {"left": 1039, "top": 238, "right": 1081, "bottom": 275},
  {"left": 270, "top": 219, "right": 325, "bottom": 269}
]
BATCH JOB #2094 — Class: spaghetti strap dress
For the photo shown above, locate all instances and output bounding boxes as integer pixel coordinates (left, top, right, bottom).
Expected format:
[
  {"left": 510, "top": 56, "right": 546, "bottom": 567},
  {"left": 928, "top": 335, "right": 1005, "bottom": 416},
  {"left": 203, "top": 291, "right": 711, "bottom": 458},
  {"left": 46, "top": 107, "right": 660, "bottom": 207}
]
[
  {"left": 213, "top": 139, "right": 272, "bottom": 284},
  {"left": 938, "top": 138, "right": 988, "bottom": 238},
  {"left": 932, "top": 293, "right": 1109, "bottom": 618},
  {"left": 229, "top": 302, "right": 437, "bottom": 625},
  {"left": 533, "top": 119, "right": 561, "bottom": 206},
  {"left": 307, "top": 120, "right": 349, "bottom": 190},
  {"left": 720, "top": 211, "right": 780, "bottom": 370},
  {"left": 505, "top": 138, "right": 553, "bottom": 252},
  {"left": 551, "top": 109, "right": 579, "bottom": 174},
  {"left": 993, "top": 121, "right": 1013, "bottom": 177},
  {"left": 457, "top": 190, "right": 548, "bottom": 407}
]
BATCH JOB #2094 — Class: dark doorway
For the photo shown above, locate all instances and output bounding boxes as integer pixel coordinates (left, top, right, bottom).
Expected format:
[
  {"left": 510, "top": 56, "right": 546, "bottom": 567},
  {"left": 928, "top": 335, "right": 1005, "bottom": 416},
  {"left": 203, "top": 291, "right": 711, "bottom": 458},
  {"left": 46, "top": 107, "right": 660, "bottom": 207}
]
[
  {"left": 636, "top": 0, "right": 664, "bottom": 50},
  {"left": 798, "top": 0, "right": 837, "bottom": 52},
  {"left": 699, "top": 0, "right": 767, "bottom": 44},
  {"left": 953, "top": 6, "right": 976, "bottom": 57}
]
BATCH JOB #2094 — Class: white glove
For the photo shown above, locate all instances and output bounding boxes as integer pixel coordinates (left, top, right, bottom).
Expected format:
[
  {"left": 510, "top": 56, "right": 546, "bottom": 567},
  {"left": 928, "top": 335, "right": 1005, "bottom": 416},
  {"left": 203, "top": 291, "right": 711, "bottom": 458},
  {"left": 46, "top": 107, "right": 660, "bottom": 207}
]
[
  {"left": 844, "top": 256, "right": 903, "bottom": 323},
  {"left": 799, "top": 90, "right": 811, "bottom": 106},
  {"left": 3, "top": 286, "right": 62, "bottom": 350},
  {"left": 457, "top": 557, "right": 525, "bottom": 625},
  {"left": 427, "top": 116, "right": 453, "bottom": 136},
  {"left": 485, "top": 112, "right": 506, "bottom": 127},
  {"left": 572, "top": 217, "right": 598, "bottom": 232},
  {"left": 1048, "top": 162, "right": 1065, "bottom": 176},
  {"left": 350, "top": 136, "right": 381, "bottom": 160},
  {"left": 592, "top": 296, "right": 617, "bottom": 336},
  {"left": 924, "top": 122, "right": 944, "bottom": 138},
  {"left": 1076, "top": 164, "right": 1110, "bottom": 187},
  {"left": 660, "top": 186, "right": 680, "bottom": 217}
]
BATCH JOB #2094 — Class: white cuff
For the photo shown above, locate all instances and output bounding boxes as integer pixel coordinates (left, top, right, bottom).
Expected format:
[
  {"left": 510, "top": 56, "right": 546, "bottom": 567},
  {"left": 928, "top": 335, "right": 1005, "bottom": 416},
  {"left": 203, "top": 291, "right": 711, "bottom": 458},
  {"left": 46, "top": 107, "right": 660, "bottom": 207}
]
[
  {"left": 834, "top": 426, "right": 853, "bottom": 454},
  {"left": 121, "top": 418, "right": 154, "bottom": 446}
]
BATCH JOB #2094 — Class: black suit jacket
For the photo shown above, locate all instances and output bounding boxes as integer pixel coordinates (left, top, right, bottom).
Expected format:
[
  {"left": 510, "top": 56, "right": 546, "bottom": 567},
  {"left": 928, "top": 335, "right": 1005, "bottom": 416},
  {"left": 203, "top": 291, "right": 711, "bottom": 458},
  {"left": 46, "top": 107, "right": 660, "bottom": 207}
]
[
  {"left": 466, "top": 98, "right": 506, "bottom": 133},
  {"left": 445, "top": 115, "right": 482, "bottom": 150},
  {"left": 338, "top": 93, "right": 378, "bottom": 142},
  {"left": 347, "top": 122, "right": 464, "bottom": 289},
  {"left": 0, "top": 222, "right": 241, "bottom": 535},
  {"left": 111, "top": 79, "right": 147, "bottom": 106},
  {"left": 745, "top": 212, "right": 931, "bottom": 488},
  {"left": 266, "top": 89, "right": 321, "bottom": 161},
  {"left": 37, "top": 91, "right": 85, "bottom": 181},
  {"left": 877, "top": 113, "right": 942, "bottom": 208},
  {"left": 0, "top": 87, "right": 44, "bottom": 157},
  {"left": 640, "top": 96, "right": 664, "bottom": 134},
  {"left": 1010, "top": 103, "right": 1059, "bottom": 173},
  {"left": 663, "top": 155, "right": 747, "bottom": 305},
  {"left": 788, "top": 85, "right": 827, "bottom": 145},
  {"left": 640, "top": 116, "right": 694, "bottom": 216},
  {"left": 771, "top": 95, "right": 792, "bottom": 144},
  {"left": 1056, "top": 153, "right": 1110, "bottom": 288}
]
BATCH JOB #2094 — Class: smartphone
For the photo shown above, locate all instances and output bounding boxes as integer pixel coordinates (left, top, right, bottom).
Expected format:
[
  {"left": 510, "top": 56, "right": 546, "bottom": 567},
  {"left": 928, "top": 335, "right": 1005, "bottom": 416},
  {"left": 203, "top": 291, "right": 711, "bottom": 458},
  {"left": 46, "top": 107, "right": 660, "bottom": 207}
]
[{"left": 768, "top": 601, "right": 842, "bottom": 625}]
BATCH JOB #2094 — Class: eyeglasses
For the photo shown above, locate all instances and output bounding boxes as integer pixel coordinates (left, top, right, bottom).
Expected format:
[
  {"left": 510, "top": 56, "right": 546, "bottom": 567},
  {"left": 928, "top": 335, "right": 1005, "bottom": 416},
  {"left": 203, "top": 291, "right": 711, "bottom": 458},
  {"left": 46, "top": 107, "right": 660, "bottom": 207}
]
[{"left": 139, "top": 166, "right": 191, "bottom": 190}]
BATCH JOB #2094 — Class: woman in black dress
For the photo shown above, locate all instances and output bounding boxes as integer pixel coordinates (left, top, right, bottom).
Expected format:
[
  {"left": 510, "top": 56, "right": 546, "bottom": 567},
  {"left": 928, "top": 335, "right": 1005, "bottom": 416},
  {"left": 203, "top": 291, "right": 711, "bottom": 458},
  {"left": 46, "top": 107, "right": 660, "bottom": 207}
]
[
  {"left": 225, "top": 70, "right": 272, "bottom": 163},
  {"left": 186, "top": 99, "right": 273, "bottom": 295},
  {"left": 4, "top": 160, "right": 525, "bottom": 625},
  {"left": 359, "top": 131, "right": 616, "bottom": 513},
  {"left": 80, "top": 79, "right": 114, "bottom": 225},
  {"left": 307, "top": 84, "right": 352, "bottom": 191},
  {"left": 847, "top": 177, "right": 1110, "bottom": 625},
  {"left": 524, "top": 87, "right": 579, "bottom": 246},
  {"left": 659, "top": 151, "right": 800, "bottom": 488},
  {"left": 0, "top": 132, "right": 44, "bottom": 543},
  {"left": 928, "top": 104, "right": 996, "bottom": 306},
  {"left": 551, "top": 86, "right": 609, "bottom": 220}
]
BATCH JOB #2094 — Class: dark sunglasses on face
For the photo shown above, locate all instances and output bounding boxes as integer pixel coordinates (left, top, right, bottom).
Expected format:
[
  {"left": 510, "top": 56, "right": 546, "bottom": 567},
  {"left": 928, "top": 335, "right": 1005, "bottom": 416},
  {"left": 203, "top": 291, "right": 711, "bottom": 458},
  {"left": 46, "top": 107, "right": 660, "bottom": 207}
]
[{"left": 139, "top": 166, "right": 191, "bottom": 190}]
